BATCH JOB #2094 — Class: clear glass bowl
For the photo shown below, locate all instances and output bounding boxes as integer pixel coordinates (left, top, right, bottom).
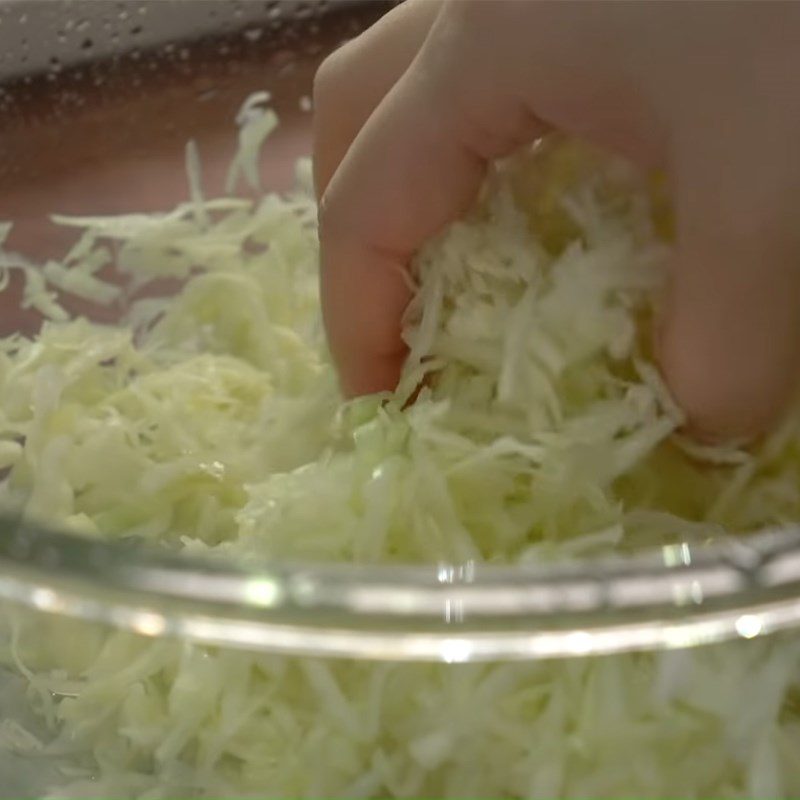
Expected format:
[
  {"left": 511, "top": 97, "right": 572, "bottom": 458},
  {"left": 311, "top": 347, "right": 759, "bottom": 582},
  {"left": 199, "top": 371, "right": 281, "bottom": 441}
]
[{"left": 2, "top": 3, "right": 800, "bottom": 798}]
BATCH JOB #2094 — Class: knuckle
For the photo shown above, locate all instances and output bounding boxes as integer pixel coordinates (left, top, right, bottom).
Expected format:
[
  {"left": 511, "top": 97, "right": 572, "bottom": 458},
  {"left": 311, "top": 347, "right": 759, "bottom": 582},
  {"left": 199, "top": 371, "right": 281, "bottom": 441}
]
[
  {"left": 316, "top": 187, "right": 346, "bottom": 243},
  {"left": 312, "top": 40, "right": 355, "bottom": 110}
]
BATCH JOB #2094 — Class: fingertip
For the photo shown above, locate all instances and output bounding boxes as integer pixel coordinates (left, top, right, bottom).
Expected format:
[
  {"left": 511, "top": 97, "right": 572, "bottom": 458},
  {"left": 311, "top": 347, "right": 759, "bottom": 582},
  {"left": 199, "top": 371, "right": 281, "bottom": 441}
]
[
  {"left": 659, "top": 335, "right": 775, "bottom": 443},
  {"left": 319, "top": 216, "right": 412, "bottom": 401},
  {"left": 338, "top": 349, "right": 406, "bottom": 399},
  {"left": 658, "top": 285, "right": 797, "bottom": 442}
]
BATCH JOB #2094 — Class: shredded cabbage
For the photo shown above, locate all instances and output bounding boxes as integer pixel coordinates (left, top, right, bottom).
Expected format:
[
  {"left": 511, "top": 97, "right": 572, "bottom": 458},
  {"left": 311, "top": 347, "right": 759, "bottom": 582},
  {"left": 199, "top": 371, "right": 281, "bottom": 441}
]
[{"left": 2, "top": 96, "right": 800, "bottom": 798}]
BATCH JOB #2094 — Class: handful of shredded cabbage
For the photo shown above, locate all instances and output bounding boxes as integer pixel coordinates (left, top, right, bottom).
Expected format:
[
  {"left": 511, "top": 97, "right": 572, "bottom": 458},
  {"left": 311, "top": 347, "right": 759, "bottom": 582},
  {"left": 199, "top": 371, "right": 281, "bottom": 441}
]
[{"left": 2, "top": 95, "right": 800, "bottom": 798}]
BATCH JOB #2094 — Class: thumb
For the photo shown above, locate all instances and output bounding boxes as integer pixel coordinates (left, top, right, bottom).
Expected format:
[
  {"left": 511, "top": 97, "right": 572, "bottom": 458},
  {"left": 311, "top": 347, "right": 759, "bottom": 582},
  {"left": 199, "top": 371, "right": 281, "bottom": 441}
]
[{"left": 660, "top": 129, "right": 800, "bottom": 440}]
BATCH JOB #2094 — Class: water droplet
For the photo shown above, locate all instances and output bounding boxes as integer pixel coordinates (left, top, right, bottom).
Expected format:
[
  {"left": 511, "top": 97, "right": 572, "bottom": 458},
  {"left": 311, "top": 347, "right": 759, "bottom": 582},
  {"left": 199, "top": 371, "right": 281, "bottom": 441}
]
[
  {"left": 244, "top": 27, "right": 263, "bottom": 43},
  {"left": 81, "top": 37, "right": 94, "bottom": 50},
  {"left": 130, "top": 24, "right": 143, "bottom": 35},
  {"left": 17, "top": 12, "right": 27, "bottom": 24}
]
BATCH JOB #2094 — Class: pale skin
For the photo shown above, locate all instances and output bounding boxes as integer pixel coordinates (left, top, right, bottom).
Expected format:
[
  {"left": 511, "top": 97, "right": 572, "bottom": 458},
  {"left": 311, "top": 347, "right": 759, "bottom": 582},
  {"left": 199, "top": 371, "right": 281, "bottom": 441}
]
[{"left": 313, "top": 0, "right": 800, "bottom": 440}]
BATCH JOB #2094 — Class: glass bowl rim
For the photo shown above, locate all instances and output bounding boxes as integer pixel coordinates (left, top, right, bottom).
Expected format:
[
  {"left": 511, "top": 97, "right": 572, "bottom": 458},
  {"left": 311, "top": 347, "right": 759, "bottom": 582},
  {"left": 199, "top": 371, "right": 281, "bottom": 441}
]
[{"left": 2, "top": 514, "right": 800, "bottom": 661}]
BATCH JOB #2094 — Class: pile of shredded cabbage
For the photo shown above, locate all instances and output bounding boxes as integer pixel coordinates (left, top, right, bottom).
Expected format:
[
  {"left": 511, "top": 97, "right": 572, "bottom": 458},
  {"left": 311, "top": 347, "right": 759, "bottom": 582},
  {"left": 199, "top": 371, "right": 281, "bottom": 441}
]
[{"left": 2, "top": 94, "right": 800, "bottom": 798}]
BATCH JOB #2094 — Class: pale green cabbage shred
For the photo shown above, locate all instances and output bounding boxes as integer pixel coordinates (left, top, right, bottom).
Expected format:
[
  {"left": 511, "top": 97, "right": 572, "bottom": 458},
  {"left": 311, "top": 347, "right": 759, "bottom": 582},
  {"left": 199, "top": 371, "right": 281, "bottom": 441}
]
[{"left": 1, "top": 95, "right": 800, "bottom": 798}]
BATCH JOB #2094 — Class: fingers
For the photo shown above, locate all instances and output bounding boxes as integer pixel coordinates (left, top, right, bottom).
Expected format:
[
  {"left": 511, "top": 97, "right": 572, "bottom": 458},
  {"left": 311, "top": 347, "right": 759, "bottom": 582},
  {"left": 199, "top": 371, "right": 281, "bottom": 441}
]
[
  {"left": 312, "top": 0, "right": 442, "bottom": 198},
  {"left": 660, "top": 125, "right": 800, "bottom": 439},
  {"left": 318, "top": 4, "right": 547, "bottom": 396},
  {"left": 316, "top": 0, "right": 800, "bottom": 437}
]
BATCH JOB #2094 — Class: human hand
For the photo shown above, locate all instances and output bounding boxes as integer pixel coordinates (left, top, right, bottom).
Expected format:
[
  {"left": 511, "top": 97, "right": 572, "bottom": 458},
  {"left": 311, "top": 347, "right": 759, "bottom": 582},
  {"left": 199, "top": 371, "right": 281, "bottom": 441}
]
[{"left": 313, "top": 0, "right": 800, "bottom": 439}]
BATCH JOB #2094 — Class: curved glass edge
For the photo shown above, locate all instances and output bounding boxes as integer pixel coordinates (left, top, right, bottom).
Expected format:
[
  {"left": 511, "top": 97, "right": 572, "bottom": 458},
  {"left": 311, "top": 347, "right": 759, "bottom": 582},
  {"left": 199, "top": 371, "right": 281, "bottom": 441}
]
[{"left": 1, "top": 514, "right": 800, "bottom": 660}]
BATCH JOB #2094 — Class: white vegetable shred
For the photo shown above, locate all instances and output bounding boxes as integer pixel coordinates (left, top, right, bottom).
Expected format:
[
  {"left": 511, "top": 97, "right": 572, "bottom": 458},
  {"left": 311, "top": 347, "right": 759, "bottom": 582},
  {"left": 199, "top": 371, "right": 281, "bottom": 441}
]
[{"left": 1, "top": 98, "right": 800, "bottom": 798}]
